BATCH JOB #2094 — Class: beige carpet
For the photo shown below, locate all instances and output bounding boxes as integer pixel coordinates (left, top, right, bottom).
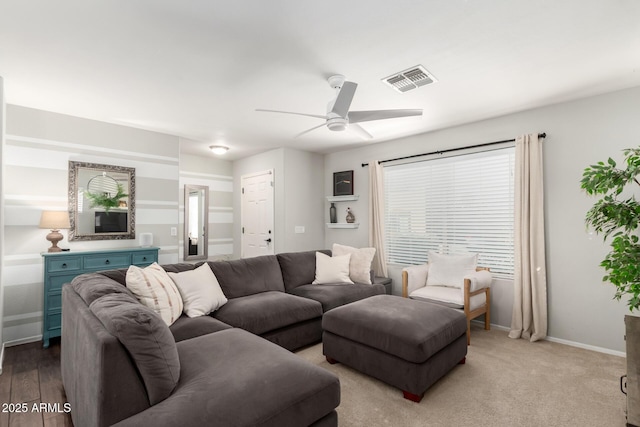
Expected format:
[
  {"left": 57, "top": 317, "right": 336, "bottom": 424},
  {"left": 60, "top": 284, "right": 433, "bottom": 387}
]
[{"left": 296, "top": 325, "right": 627, "bottom": 427}]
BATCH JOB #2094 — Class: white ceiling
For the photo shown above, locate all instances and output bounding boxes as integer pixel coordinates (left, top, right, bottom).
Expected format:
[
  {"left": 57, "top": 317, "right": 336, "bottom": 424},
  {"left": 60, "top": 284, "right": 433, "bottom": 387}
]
[{"left": 1, "top": 1, "right": 639, "bottom": 160}]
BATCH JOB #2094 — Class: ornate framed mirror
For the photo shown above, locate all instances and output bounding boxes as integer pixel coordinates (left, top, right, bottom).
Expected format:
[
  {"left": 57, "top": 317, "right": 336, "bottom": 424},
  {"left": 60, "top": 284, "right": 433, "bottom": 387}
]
[
  {"left": 68, "top": 161, "right": 135, "bottom": 241},
  {"left": 184, "top": 184, "right": 208, "bottom": 260}
]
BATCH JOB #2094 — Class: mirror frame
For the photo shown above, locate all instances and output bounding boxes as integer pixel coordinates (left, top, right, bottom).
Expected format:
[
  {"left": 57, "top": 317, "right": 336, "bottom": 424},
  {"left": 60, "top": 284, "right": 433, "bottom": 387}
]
[
  {"left": 68, "top": 161, "right": 136, "bottom": 241},
  {"left": 184, "top": 184, "right": 209, "bottom": 261}
]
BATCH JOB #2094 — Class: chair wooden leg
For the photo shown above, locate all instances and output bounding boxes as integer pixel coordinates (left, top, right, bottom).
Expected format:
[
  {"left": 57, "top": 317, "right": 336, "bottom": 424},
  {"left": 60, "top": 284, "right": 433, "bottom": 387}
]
[
  {"left": 484, "top": 288, "right": 491, "bottom": 330},
  {"left": 466, "top": 319, "right": 471, "bottom": 345}
]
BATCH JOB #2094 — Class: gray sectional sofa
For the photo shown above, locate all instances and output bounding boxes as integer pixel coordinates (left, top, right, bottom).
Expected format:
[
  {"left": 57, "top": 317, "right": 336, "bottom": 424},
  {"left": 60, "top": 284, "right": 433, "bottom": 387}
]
[{"left": 61, "top": 249, "right": 386, "bottom": 427}]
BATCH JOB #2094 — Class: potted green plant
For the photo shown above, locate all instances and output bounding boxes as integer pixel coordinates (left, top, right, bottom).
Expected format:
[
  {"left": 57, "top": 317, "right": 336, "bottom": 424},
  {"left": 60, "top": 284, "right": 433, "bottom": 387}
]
[
  {"left": 85, "top": 183, "right": 128, "bottom": 213},
  {"left": 581, "top": 147, "right": 640, "bottom": 426}
]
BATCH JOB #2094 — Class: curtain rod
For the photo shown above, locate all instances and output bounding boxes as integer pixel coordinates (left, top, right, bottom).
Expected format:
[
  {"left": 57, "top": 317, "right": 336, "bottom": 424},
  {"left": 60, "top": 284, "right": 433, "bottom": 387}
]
[{"left": 361, "top": 132, "right": 546, "bottom": 167}]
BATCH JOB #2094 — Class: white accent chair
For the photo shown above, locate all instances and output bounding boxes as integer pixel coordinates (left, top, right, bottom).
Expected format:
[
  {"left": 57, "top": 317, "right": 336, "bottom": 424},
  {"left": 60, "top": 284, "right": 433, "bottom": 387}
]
[{"left": 401, "top": 253, "right": 492, "bottom": 345}]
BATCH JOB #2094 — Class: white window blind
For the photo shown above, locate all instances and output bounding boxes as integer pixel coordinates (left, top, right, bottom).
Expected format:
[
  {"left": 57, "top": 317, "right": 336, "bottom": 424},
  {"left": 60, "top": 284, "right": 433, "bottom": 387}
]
[{"left": 384, "top": 147, "right": 515, "bottom": 277}]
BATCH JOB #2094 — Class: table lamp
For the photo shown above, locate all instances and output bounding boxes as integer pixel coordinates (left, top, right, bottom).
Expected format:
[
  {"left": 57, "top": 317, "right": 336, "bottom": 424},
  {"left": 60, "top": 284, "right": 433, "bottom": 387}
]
[{"left": 39, "top": 211, "right": 71, "bottom": 252}]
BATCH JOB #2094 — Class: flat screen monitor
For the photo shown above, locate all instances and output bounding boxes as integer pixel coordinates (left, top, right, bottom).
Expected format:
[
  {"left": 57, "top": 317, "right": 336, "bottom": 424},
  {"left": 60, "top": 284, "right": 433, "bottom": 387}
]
[{"left": 95, "top": 211, "right": 128, "bottom": 233}]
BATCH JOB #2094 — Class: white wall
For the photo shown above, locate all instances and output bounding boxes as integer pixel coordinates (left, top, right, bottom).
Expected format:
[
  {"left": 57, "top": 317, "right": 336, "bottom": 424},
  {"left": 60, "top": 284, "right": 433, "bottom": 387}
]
[
  {"left": 324, "top": 85, "right": 640, "bottom": 353},
  {"left": 233, "top": 147, "right": 325, "bottom": 258}
]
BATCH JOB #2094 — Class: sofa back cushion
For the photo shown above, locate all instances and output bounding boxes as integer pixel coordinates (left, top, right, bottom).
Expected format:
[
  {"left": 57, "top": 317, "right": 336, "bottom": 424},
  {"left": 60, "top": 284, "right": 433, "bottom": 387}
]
[
  {"left": 208, "top": 255, "right": 285, "bottom": 298},
  {"left": 70, "top": 273, "right": 136, "bottom": 306},
  {"left": 99, "top": 263, "right": 197, "bottom": 286},
  {"left": 90, "top": 293, "right": 180, "bottom": 406},
  {"left": 277, "top": 250, "right": 331, "bottom": 292}
]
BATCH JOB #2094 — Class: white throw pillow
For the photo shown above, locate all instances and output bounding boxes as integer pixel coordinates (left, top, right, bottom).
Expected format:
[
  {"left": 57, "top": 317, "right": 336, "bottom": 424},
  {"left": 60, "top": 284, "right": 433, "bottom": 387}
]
[
  {"left": 168, "top": 263, "right": 228, "bottom": 317},
  {"left": 312, "top": 252, "right": 354, "bottom": 285},
  {"left": 426, "top": 251, "right": 478, "bottom": 289},
  {"left": 332, "top": 243, "right": 376, "bottom": 284},
  {"left": 126, "top": 263, "right": 184, "bottom": 326}
]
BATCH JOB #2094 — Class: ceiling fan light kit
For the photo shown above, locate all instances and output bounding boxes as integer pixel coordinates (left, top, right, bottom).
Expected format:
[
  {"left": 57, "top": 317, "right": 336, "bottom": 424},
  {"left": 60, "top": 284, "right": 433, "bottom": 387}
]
[{"left": 257, "top": 74, "right": 423, "bottom": 140}]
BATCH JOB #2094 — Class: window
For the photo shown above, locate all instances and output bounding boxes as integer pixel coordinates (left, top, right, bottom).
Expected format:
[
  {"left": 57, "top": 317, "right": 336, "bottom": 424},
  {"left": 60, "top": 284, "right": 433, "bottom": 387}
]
[{"left": 384, "top": 146, "right": 515, "bottom": 277}]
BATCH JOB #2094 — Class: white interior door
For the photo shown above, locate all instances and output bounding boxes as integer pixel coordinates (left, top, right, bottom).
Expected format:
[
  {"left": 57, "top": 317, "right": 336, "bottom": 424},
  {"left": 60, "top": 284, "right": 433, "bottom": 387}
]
[{"left": 241, "top": 169, "right": 274, "bottom": 258}]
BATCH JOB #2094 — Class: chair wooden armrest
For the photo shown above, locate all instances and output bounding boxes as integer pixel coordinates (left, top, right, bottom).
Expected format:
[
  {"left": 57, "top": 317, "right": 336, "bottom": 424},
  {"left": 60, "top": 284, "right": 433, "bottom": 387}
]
[
  {"left": 402, "top": 270, "right": 409, "bottom": 298},
  {"left": 463, "top": 267, "right": 491, "bottom": 344},
  {"left": 401, "top": 264, "right": 429, "bottom": 298}
]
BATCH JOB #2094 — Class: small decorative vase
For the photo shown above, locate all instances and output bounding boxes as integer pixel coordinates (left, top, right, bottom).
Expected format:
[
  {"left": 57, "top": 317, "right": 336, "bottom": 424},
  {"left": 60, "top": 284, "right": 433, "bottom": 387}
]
[
  {"left": 329, "top": 203, "right": 337, "bottom": 223},
  {"left": 346, "top": 207, "right": 355, "bottom": 223}
]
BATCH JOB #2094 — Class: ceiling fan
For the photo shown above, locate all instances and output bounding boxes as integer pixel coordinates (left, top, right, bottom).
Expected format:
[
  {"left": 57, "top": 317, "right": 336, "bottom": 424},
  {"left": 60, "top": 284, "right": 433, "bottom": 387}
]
[{"left": 256, "top": 75, "right": 423, "bottom": 140}]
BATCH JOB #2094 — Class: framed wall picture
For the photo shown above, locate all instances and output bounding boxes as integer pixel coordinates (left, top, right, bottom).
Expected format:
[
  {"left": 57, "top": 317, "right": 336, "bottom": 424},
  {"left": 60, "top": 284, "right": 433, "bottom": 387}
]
[{"left": 333, "top": 170, "right": 354, "bottom": 196}]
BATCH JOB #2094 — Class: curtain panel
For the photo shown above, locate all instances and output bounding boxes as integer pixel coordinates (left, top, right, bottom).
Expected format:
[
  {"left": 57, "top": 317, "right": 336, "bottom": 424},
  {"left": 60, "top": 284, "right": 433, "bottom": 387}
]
[
  {"left": 368, "top": 160, "right": 388, "bottom": 277},
  {"left": 509, "top": 133, "right": 548, "bottom": 342}
]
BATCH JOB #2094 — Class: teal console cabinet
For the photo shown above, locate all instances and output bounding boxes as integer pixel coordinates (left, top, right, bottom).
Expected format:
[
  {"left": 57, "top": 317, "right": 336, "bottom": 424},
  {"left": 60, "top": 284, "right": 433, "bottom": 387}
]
[{"left": 41, "top": 247, "right": 159, "bottom": 348}]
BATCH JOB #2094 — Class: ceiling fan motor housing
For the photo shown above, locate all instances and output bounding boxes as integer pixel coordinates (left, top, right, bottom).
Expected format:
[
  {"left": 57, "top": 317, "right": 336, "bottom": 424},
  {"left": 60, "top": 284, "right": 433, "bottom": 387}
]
[{"left": 327, "top": 116, "right": 348, "bottom": 131}]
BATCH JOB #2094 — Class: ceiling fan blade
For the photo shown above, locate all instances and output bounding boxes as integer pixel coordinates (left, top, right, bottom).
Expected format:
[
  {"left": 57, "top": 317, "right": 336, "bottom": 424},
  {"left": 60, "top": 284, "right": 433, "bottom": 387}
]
[
  {"left": 348, "top": 109, "right": 423, "bottom": 124},
  {"left": 330, "top": 81, "right": 358, "bottom": 118},
  {"left": 348, "top": 123, "right": 373, "bottom": 140},
  {"left": 294, "top": 123, "right": 327, "bottom": 139},
  {"left": 256, "top": 109, "right": 327, "bottom": 120}
]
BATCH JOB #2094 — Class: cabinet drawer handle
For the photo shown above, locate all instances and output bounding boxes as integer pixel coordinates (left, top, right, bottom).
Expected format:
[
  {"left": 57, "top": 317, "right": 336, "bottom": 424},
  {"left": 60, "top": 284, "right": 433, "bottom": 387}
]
[
  {"left": 142, "top": 256, "right": 147, "bottom": 261},
  {"left": 61, "top": 263, "right": 67, "bottom": 268},
  {"left": 105, "top": 259, "right": 110, "bottom": 265}
]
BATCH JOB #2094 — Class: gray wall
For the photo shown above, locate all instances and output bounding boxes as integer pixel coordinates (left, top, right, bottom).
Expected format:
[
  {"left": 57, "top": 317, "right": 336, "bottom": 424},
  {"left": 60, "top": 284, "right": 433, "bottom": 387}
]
[
  {"left": 281, "top": 148, "right": 325, "bottom": 253},
  {"left": 2, "top": 105, "right": 181, "bottom": 344},
  {"left": 179, "top": 150, "right": 233, "bottom": 261},
  {"left": 324, "top": 86, "right": 640, "bottom": 354},
  {"left": 233, "top": 147, "right": 324, "bottom": 258}
]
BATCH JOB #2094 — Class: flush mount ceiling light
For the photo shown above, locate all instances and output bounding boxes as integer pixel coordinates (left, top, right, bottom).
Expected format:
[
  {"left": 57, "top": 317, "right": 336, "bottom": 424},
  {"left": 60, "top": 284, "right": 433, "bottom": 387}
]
[{"left": 209, "top": 145, "right": 229, "bottom": 155}]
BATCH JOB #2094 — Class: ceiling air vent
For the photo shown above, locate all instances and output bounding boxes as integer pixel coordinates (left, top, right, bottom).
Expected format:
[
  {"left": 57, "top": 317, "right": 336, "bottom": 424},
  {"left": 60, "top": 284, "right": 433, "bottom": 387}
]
[{"left": 382, "top": 65, "right": 437, "bottom": 93}]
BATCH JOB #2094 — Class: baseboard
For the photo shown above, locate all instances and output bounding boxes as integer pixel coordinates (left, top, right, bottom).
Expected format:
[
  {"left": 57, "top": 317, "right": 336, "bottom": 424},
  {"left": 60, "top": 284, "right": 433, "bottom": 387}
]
[
  {"left": 545, "top": 335, "right": 625, "bottom": 358},
  {"left": 3, "top": 335, "right": 42, "bottom": 348},
  {"left": 471, "top": 320, "right": 626, "bottom": 358}
]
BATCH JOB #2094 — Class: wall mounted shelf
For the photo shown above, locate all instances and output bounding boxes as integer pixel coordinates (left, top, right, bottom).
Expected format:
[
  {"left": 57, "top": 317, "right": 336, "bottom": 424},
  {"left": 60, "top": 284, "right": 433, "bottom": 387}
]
[
  {"left": 326, "top": 223, "right": 359, "bottom": 229},
  {"left": 326, "top": 195, "right": 359, "bottom": 202}
]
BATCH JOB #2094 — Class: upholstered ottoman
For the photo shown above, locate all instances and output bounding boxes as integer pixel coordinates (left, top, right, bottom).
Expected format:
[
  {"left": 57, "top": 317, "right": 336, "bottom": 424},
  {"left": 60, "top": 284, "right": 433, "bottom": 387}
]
[{"left": 322, "top": 294, "right": 467, "bottom": 402}]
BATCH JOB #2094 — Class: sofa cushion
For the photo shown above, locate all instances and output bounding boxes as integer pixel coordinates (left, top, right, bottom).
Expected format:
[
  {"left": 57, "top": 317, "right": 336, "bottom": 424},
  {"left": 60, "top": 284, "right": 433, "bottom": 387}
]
[
  {"left": 208, "top": 255, "right": 285, "bottom": 298},
  {"left": 111, "top": 329, "right": 340, "bottom": 427},
  {"left": 410, "top": 285, "right": 487, "bottom": 311},
  {"left": 277, "top": 249, "right": 331, "bottom": 292},
  {"left": 426, "top": 251, "right": 477, "bottom": 289},
  {"left": 89, "top": 293, "right": 180, "bottom": 405},
  {"left": 126, "top": 263, "right": 184, "bottom": 326},
  {"left": 213, "top": 291, "right": 322, "bottom": 335},
  {"left": 332, "top": 243, "right": 376, "bottom": 284},
  {"left": 70, "top": 273, "right": 135, "bottom": 306},
  {"left": 322, "top": 295, "right": 467, "bottom": 363},
  {"left": 290, "top": 283, "right": 385, "bottom": 312},
  {"left": 312, "top": 252, "right": 353, "bottom": 285},
  {"left": 168, "top": 263, "right": 228, "bottom": 317},
  {"left": 169, "top": 314, "right": 233, "bottom": 342}
]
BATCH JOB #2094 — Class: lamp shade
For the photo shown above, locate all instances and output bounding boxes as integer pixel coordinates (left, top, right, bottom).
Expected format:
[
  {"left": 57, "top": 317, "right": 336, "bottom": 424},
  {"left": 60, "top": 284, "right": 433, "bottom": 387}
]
[{"left": 39, "top": 211, "right": 71, "bottom": 230}]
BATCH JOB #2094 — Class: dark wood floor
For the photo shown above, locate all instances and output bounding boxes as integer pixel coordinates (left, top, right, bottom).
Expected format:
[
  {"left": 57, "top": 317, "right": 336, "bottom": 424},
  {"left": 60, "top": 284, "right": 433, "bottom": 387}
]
[{"left": 0, "top": 339, "right": 73, "bottom": 427}]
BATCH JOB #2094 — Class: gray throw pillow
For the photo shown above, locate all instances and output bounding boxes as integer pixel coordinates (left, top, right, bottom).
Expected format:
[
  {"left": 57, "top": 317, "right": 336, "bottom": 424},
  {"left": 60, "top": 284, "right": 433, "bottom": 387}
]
[{"left": 90, "top": 293, "right": 180, "bottom": 405}]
